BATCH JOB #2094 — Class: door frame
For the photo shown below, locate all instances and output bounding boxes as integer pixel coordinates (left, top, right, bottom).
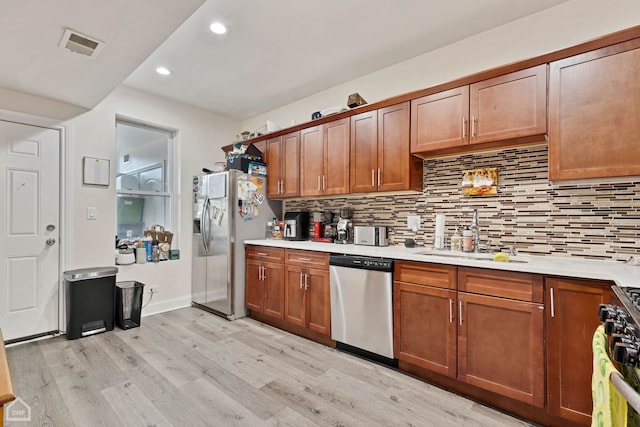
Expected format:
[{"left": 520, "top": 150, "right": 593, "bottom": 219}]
[{"left": 0, "top": 109, "right": 69, "bottom": 336}]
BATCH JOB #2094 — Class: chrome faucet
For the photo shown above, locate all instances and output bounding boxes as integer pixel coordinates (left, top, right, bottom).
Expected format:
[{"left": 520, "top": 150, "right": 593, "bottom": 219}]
[{"left": 469, "top": 209, "right": 479, "bottom": 253}]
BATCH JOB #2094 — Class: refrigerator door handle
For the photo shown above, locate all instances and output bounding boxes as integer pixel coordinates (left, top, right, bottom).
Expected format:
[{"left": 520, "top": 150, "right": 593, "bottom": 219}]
[{"left": 201, "top": 197, "right": 210, "bottom": 253}]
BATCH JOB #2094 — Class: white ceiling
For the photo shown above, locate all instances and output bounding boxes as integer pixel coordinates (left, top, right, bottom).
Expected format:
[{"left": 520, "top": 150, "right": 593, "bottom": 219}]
[{"left": 0, "top": 0, "right": 570, "bottom": 120}]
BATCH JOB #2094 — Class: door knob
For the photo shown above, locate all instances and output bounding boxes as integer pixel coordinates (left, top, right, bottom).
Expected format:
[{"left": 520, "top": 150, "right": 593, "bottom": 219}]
[{"left": 46, "top": 238, "right": 56, "bottom": 246}]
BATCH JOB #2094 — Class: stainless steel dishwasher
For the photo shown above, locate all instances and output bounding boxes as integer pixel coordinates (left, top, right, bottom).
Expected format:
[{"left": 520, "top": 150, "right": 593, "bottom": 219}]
[{"left": 329, "top": 254, "right": 395, "bottom": 363}]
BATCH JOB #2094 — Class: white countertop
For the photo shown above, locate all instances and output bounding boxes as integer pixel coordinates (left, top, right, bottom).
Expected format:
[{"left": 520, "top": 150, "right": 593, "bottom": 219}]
[{"left": 244, "top": 239, "right": 640, "bottom": 288}]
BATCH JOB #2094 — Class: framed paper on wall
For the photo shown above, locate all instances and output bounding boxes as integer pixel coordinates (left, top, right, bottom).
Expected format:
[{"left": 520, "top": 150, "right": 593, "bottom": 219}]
[{"left": 83, "top": 157, "right": 110, "bottom": 186}]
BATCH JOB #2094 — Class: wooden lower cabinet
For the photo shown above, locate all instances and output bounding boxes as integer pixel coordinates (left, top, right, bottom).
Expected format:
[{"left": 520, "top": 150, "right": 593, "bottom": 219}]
[
  {"left": 394, "top": 281, "right": 457, "bottom": 377},
  {"left": 245, "top": 259, "right": 285, "bottom": 319},
  {"left": 458, "top": 291, "right": 544, "bottom": 408},
  {"left": 284, "top": 265, "right": 331, "bottom": 336},
  {"left": 546, "top": 277, "right": 612, "bottom": 425}
]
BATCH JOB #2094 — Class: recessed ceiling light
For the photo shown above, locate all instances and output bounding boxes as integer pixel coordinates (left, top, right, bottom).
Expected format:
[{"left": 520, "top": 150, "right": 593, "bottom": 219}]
[
  {"left": 210, "top": 22, "right": 227, "bottom": 35},
  {"left": 156, "top": 67, "right": 171, "bottom": 76}
]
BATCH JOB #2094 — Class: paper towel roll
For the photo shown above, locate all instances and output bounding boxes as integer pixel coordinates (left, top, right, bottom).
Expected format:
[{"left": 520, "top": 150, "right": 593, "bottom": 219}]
[{"left": 434, "top": 213, "right": 446, "bottom": 249}]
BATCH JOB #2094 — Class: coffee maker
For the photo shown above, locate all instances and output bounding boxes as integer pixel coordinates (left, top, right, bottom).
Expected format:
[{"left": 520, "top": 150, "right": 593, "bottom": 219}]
[
  {"left": 335, "top": 208, "right": 353, "bottom": 244},
  {"left": 284, "top": 211, "right": 309, "bottom": 241}
]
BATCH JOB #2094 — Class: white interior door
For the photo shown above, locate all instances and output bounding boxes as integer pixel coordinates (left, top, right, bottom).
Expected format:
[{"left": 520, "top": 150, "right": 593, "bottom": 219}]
[{"left": 0, "top": 119, "right": 60, "bottom": 342}]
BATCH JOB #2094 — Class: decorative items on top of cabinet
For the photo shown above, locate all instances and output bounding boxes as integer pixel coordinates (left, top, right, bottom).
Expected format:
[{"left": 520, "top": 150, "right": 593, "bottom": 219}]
[
  {"left": 411, "top": 65, "right": 547, "bottom": 155},
  {"left": 350, "top": 102, "right": 422, "bottom": 193},
  {"left": 283, "top": 249, "right": 331, "bottom": 336},
  {"left": 299, "top": 118, "right": 350, "bottom": 197},
  {"left": 245, "top": 246, "right": 285, "bottom": 319},
  {"left": 546, "top": 277, "right": 612, "bottom": 425},
  {"left": 548, "top": 37, "right": 640, "bottom": 180},
  {"left": 266, "top": 132, "right": 299, "bottom": 198}
]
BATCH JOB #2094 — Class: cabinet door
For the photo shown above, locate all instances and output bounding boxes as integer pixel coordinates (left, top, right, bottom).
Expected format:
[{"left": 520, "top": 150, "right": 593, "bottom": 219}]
[
  {"left": 323, "top": 118, "right": 350, "bottom": 195},
  {"left": 265, "top": 136, "right": 283, "bottom": 198},
  {"left": 281, "top": 131, "right": 300, "bottom": 198},
  {"left": 549, "top": 38, "right": 640, "bottom": 180},
  {"left": 350, "top": 110, "right": 378, "bottom": 193},
  {"left": 284, "top": 265, "right": 306, "bottom": 327},
  {"left": 299, "top": 125, "right": 324, "bottom": 196},
  {"left": 411, "top": 86, "right": 469, "bottom": 153},
  {"left": 458, "top": 292, "right": 544, "bottom": 408},
  {"left": 306, "top": 268, "right": 330, "bottom": 336},
  {"left": 263, "top": 262, "right": 285, "bottom": 319},
  {"left": 470, "top": 65, "right": 547, "bottom": 145},
  {"left": 245, "top": 259, "right": 263, "bottom": 313},
  {"left": 394, "top": 282, "right": 457, "bottom": 377},
  {"left": 378, "top": 102, "right": 411, "bottom": 192},
  {"left": 546, "top": 277, "right": 611, "bottom": 424}
]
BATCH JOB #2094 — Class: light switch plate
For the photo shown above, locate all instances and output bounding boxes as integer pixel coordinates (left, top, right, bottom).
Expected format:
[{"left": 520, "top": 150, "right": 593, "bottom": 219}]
[
  {"left": 407, "top": 215, "right": 420, "bottom": 232},
  {"left": 87, "top": 207, "right": 97, "bottom": 220}
]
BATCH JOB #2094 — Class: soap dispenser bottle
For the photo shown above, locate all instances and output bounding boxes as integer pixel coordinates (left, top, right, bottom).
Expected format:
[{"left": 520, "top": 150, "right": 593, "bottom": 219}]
[{"left": 451, "top": 228, "right": 462, "bottom": 252}]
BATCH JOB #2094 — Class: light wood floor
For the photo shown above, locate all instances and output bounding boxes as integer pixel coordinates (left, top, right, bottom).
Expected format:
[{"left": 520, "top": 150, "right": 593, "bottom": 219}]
[{"left": 5, "top": 307, "right": 536, "bottom": 426}]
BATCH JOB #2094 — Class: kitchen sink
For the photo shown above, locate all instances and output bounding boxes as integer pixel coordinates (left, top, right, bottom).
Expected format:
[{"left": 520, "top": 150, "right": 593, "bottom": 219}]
[{"left": 414, "top": 251, "right": 528, "bottom": 264}]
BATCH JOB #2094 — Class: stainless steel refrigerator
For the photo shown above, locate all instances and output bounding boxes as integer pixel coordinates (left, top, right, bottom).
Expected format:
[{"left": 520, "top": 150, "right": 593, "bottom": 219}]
[{"left": 192, "top": 170, "right": 281, "bottom": 319}]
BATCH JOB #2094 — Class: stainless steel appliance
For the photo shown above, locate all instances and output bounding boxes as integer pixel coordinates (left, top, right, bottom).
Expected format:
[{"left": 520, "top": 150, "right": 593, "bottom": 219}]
[
  {"left": 354, "top": 226, "right": 389, "bottom": 246},
  {"left": 335, "top": 208, "right": 353, "bottom": 244},
  {"left": 192, "top": 170, "right": 281, "bottom": 320},
  {"left": 329, "top": 254, "right": 395, "bottom": 363},
  {"left": 595, "top": 288, "right": 640, "bottom": 415},
  {"left": 283, "top": 211, "right": 309, "bottom": 241}
]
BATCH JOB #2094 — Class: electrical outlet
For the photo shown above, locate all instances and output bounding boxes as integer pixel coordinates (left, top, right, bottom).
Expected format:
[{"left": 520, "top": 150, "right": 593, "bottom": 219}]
[
  {"left": 636, "top": 239, "right": 640, "bottom": 247},
  {"left": 150, "top": 287, "right": 159, "bottom": 294},
  {"left": 407, "top": 215, "right": 421, "bottom": 232}
]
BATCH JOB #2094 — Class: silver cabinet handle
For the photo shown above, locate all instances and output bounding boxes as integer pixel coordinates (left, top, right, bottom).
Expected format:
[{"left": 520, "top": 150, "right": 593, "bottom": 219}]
[
  {"left": 299, "top": 272, "right": 303, "bottom": 289},
  {"left": 462, "top": 117, "right": 466, "bottom": 139},
  {"left": 257, "top": 252, "right": 268, "bottom": 256},
  {"left": 550, "top": 287, "right": 555, "bottom": 318},
  {"left": 371, "top": 169, "right": 375, "bottom": 187},
  {"left": 471, "top": 116, "right": 476, "bottom": 138},
  {"left": 377, "top": 168, "right": 381, "bottom": 186},
  {"left": 317, "top": 175, "right": 321, "bottom": 191},
  {"left": 304, "top": 273, "right": 309, "bottom": 290},
  {"left": 297, "top": 257, "right": 312, "bottom": 262},
  {"left": 449, "top": 299, "right": 453, "bottom": 324},
  {"left": 322, "top": 175, "right": 326, "bottom": 191},
  {"left": 459, "top": 301, "right": 463, "bottom": 326},
  {"left": 46, "top": 238, "right": 56, "bottom": 246},
  {"left": 262, "top": 265, "right": 266, "bottom": 281},
  {"left": 258, "top": 265, "right": 262, "bottom": 281}
]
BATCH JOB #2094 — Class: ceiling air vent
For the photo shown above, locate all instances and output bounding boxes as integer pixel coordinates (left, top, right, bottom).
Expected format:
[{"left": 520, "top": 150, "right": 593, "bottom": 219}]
[{"left": 58, "top": 28, "right": 105, "bottom": 58}]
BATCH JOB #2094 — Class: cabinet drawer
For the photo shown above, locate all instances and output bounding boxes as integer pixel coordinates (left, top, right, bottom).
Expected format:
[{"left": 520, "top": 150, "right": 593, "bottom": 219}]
[
  {"left": 394, "top": 261, "right": 456, "bottom": 289},
  {"left": 284, "top": 249, "right": 329, "bottom": 270},
  {"left": 246, "top": 245, "right": 284, "bottom": 263},
  {"left": 458, "top": 267, "right": 543, "bottom": 303}
]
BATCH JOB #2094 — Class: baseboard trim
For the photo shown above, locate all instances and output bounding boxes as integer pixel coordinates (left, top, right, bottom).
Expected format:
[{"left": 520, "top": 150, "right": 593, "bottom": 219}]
[{"left": 141, "top": 296, "right": 191, "bottom": 317}]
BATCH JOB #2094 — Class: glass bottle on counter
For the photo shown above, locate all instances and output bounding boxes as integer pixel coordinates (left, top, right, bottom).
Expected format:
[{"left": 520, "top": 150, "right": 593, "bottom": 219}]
[
  {"left": 265, "top": 221, "right": 273, "bottom": 239},
  {"left": 272, "top": 218, "right": 283, "bottom": 240},
  {"left": 462, "top": 228, "right": 474, "bottom": 253},
  {"left": 450, "top": 228, "right": 462, "bottom": 252}
]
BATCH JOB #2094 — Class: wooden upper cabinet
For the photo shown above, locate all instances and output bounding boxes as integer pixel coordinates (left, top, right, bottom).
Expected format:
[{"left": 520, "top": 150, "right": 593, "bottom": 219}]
[
  {"left": 470, "top": 64, "right": 547, "bottom": 145},
  {"left": 549, "top": 38, "right": 640, "bottom": 180},
  {"left": 351, "top": 102, "right": 421, "bottom": 193},
  {"left": 299, "top": 125, "right": 324, "bottom": 196},
  {"left": 411, "top": 86, "right": 469, "bottom": 152},
  {"left": 323, "top": 118, "right": 350, "bottom": 195},
  {"left": 411, "top": 65, "right": 548, "bottom": 155},
  {"left": 350, "top": 110, "right": 378, "bottom": 193},
  {"left": 300, "top": 118, "right": 350, "bottom": 197},
  {"left": 266, "top": 132, "right": 299, "bottom": 199}
]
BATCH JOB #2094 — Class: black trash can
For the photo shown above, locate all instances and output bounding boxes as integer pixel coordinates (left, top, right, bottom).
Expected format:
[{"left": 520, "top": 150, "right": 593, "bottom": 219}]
[
  {"left": 115, "top": 281, "right": 145, "bottom": 329},
  {"left": 64, "top": 267, "right": 118, "bottom": 340}
]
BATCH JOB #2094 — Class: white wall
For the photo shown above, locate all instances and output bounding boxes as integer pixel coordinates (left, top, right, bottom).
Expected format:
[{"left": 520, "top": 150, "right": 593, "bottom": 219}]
[
  {"left": 242, "top": 0, "right": 640, "bottom": 132},
  {"left": 65, "top": 86, "right": 239, "bottom": 313}
]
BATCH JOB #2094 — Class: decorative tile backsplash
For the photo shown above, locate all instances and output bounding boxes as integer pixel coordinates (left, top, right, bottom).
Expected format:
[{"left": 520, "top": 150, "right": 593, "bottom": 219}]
[{"left": 285, "top": 145, "right": 640, "bottom": 261}]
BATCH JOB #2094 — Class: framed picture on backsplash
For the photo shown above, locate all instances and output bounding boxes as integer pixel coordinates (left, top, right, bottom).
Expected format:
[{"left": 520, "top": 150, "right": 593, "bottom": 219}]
[{"left": 461, "top": 167, "right": 498, "bottom": 196}]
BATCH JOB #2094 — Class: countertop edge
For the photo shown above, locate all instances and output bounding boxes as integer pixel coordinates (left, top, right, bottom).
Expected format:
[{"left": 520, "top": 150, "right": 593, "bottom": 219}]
[{"left": 244, "top": 239, "right": 640, "bottom": 288}]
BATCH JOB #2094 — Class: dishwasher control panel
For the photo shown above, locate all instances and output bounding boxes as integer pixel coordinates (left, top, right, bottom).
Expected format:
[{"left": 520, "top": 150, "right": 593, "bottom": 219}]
[{"left": 329, "top": 254, "right": 393, "bottom": 272}]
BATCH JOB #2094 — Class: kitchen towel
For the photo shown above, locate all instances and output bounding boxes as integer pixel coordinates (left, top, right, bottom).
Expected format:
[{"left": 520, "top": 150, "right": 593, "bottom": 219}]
[
  {"left": 434, "top": 214, "right": 446, "bottom": 249},
  {"left": 592, "top": 325, "right": 628, "bottom": 427}
]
